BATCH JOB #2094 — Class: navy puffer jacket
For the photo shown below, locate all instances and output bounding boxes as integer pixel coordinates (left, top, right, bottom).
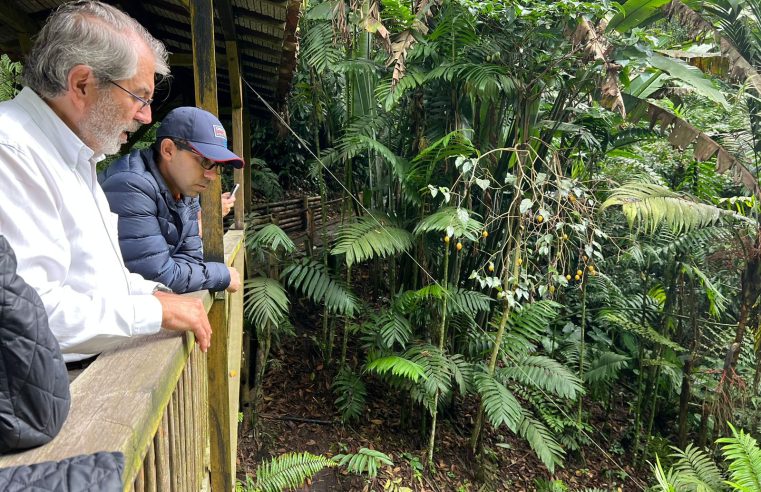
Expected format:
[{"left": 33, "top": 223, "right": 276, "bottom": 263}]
[
  {"left": 99, "top": 149, "right": 230, "bottom": 293},
  {"left": 0, "top": 235, "right": 70, "bottom": 453}
]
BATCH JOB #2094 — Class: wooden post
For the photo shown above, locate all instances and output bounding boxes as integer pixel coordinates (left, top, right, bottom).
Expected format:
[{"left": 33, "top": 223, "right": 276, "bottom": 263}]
[
  {"left": 243, "top": 105, "right": 252, "bottom": 216},
  {"left": 228, "top": 40, "right": 246, "bottom": 230},
  {"left": 190, "top": 0, "right": 234, "bottom": 490}
]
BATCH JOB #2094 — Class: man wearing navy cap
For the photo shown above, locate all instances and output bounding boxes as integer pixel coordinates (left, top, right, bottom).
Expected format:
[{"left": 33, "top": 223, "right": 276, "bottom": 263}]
[{"left": 100, "top": 107, "right": 243, "bottom": 294}]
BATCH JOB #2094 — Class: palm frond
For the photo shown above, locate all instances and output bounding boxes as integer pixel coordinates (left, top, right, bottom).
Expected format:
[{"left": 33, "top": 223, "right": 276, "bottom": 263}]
[
  {"left": 332, "top": 448, "right": 393, "bottom": 478},
  {"left": 364, "top": 309, "right": 413, "bottom": 349},
  {"left": 414, "top": 206, "right": 484, "bottom": 241},
  {"left": 718, "top": 423, "right": 761, "bottom": 491},
  {"left": 598, "top": 309, "right": 684, "bottom": 351},
  {"left": 302, "top": 22, "right": 343, "bottom": 74},
  {"left": 602, "top": 183, "right": 745, "bottom": 234},
  {"left": 246, "top": 223, "right": 296, "bottom": 254},
  {"left": 331, "top": 215, "right": 414, "bottom": 266},
  {"left": 474, "top": 371, "right": 522, "bottom": 431},
  {"left": 253, "top": 452, "right": 336, "bottom": 492},
  {"left": 405, "top": 343, "right": 454, "bottom": 401},
  {"left": 449, "top": 353, "right": 475, "bottom": 395},
  {"left": 517, "top": 413, "right": 566, "bottom": 473},
  {"left": 243, "top": 277, "right": 289, "bottom": 329},
  {"left": 584, "top": 351, "right": 631, "bottom": 384},
  {"left": 281, "top": 258, "right": 360, "bottom": 316},
  {"left": 670, "top": 443, "right": 724, "bottom": 491},
  {"left": 448, "top": 287, "right": 492, "bottom": 316},
  {"left": 365, "top": 355, "right": 427, "bottom": 382},
  {"left": 498, "top": 355, "right": 584, "bottom": 400},
  {"left": 332, "top": 368, "right": 367, "bottom": 423}
]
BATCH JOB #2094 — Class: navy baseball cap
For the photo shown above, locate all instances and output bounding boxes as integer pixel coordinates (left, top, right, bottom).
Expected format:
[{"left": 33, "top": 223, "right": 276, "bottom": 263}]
[{"left": 157, "top": 107, "right": 244, "bottom": 168}]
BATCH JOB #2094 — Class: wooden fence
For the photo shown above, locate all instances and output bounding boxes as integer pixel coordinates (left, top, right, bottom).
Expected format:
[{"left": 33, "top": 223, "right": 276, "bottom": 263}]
[
  {"left": 248, "top": 195, "right": 344, "bottom": 239},
  {"left": 0, "top": 230, "right": 246, "bottom": 491}
]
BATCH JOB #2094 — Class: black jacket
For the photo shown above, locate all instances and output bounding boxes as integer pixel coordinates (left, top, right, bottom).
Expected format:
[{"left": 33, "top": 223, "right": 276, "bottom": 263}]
[{"left": 0, "top": 235, "right": 70, "bottom": 452}]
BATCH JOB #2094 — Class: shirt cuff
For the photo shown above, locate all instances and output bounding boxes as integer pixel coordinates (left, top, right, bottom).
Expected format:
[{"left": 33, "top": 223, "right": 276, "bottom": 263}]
[{"left": 132, "top": 294, "right": 163, "bottom": 336}]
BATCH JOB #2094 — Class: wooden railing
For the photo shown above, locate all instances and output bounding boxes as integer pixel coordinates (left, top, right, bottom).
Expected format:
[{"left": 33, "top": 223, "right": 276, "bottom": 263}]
[{"left": 0, "top": 229, "right": 246, "bottom": 491}]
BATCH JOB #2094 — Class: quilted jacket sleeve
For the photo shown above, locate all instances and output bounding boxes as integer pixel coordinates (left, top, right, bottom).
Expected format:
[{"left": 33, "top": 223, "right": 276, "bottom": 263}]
[
  {"left": 0, "top": 236, "right": 70, "bottom": 453},
  {"left": 101, "top": 172, "right": 230, "bottom": 294},
  {"left": 0, "top": 451, "right": 123, "bottom": 491}
]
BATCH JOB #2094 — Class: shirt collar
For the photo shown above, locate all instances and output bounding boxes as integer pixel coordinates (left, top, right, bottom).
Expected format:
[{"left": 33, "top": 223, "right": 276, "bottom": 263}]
[{"left": 15, "top": 87, "right": 100, "bottom": 168}]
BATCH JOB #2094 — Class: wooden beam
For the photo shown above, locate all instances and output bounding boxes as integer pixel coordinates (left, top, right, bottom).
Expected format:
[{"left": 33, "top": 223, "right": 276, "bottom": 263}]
[
  {"left": 190, "top": 2, "right": 234, "bottom": 492},
  {"left": 243, "top": 103, "right": 252, "bottom": 215},
  {"left": 215, "top": 0, "right": 237, "bottom": 42},
  {"left": 226, "top": 40, "right": 246, "bottom": 230},
  {"left": 0, "top": 0, "right": 38, "bottom": 35}
]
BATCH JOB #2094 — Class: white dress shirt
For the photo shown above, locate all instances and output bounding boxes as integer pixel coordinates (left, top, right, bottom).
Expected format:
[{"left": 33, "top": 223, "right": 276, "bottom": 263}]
[{"left": 0, "top": 87, "right": 163, "bottom": 361}]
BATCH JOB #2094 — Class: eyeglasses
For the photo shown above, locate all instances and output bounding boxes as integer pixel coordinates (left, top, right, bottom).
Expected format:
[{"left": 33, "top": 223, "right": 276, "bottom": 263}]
[
  {"left": 173, "top": 140, "right": 223, "bottom": 174},
  {"left": 109, "top": 80, "right": 153, "bottom": 111}
]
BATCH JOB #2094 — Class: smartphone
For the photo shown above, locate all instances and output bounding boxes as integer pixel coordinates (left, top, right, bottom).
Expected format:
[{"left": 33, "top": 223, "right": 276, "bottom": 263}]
[{"left": 230, "top": 183, "right": 240, "bottom": 196}]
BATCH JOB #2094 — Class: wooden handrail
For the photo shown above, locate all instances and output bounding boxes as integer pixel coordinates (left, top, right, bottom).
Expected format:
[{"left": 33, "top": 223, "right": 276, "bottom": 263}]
[{"left": 0, "top": 229, "right": 247, "bottom": 491}]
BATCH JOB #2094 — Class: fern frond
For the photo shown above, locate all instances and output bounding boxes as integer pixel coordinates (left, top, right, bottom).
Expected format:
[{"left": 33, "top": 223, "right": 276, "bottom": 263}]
[
  {"left": 498, "top": 355, "right": 584, "bottom": 400},
  {"left": 243, "top": 277, "right": 289, "bottom": 329},
  {"left": 718, "top": 423, "right": 761, "bottom": 491},
  {"left": 449, "top": 353, "right": 475, "bottom": 395},
  {"left": 670, "top": 444, "right": 724, "bottom": 491},
  {"left": 602, "top": 183, "right": 748, "bottom": 234},
  {"left": 518, "top": 413, "right": 566, "bottom": 473},
  {"left": 598, "top": 309, "right": 684, "bottom": 351},
  {"left": 406, "top": 343, "right": 454, "bottom": 399},
  {"left": 365, "top": 355, "right": 427, "bottom": 382},
  {"left": 245, "top": 223, "right": 295, "bottom": 254},
  {"left": 333, "top": 448, "right": 393, "bottom": 478},
  {"left": 448, "top": 287, "right": 492, "bottom": 316},
  {"left": 332, "top": 368, "right": 367, "bottom": 423},
  {"left": 281, "top": 258, "right": 360, "bottom": 316},
  {"left": 414, "top": 206, "right": 484, "bottom": 241},
  {"left": 301, "top": 22, "right": 343, "bottom": 74},
  {"left": 366, "top": 309, "right": 413, "bottom": 349},
  {"left": 474, "top": 371, "right": 522, "bottom": 431},
  {"left": 254, "top": 452, "right": 336, "bottom": 492},
  {"left": 584, "top": 351, "right": 631, "bottom": 384},
  {"left": 331, "top": 215, "right": 414, "bottom": 266}
]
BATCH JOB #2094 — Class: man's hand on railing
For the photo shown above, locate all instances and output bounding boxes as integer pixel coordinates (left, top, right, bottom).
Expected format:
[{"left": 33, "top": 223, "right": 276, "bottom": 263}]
[
  {"left": 226, "top": 267, "right": 241, "bottom": 293},
  {"left": 154, "top": 291, "right": 212, "bottom": 352}
]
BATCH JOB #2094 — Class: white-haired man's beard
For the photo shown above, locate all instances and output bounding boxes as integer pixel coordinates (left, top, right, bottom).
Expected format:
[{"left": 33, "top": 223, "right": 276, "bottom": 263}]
[{"left": 80, "top": 88, "right": 142, "bottom": 156}]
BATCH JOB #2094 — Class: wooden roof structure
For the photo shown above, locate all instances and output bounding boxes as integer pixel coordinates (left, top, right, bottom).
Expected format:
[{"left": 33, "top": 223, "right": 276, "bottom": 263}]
[{"left": 0, "top": 0, "right": 301, "bottom": 121}]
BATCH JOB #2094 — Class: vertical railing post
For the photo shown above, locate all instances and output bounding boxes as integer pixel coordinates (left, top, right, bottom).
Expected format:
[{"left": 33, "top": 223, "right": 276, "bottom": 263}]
[
  {"left": 227, "top": 40, "right": 245, "bottom": 231},
  {"left": 190, "top": 0, "right": 234, "bottom": 490}
]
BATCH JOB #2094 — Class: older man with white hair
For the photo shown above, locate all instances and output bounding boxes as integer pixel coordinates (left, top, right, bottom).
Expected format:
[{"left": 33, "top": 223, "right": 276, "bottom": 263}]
[{"left": 0, "top": 1, "right": 212, "bottom": 362}]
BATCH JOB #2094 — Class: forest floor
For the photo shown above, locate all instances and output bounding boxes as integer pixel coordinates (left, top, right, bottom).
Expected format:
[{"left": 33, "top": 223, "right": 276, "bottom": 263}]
[{"left": 236, "top": 278, "right": 651, "bottom": 491}]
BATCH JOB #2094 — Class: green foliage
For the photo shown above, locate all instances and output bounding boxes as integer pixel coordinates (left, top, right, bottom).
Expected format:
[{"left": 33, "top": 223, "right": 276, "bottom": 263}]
[
  {"left": 583, "top": 351, "right": 631, "bottom": 384},
  {"left": 718, "top": 424, "right": 761, "bottom": 491},
  {"left": 498, "top": 355, "right": 584, "bottom": 400},
  {"left": 301, "top": 21, "right": 342, "bottom": 74},
  {"left": 597, "top": 309, "right": 684, "bottom": 351},
  {"left": 332, "top": 448, "right": 394, "bottom": 478},
  {"left": 246, "top": 224, "right": 296, "bottom": 254},
  {"left": 239, "top": 452, "right": 336, "bottom": 492},
  {"left": 332, "top": 368, "right": 367, "bottom": 423},
  {"left": 331, "top": 215, "right": 414, "bottom": 267},
  {"left": 413, "top": 207, "right": 483, "bottom": 241},
  {"left": 365, "top": 355, "right": 427, "bottom": 382},
  {"left": 281, "top": 258, "right": 360, "bottom": 316},
  {"left": 607, "top": 0, "right": 672, "bottom": 33},
  {"left": 243, "top": 277, "right": 290, "bottom": 329},
  {"left": 0, "top": 55, "right": 21, "bottom": 102},
  {"left": 651, "top": 425, "right": 761, "bottom": 491},
  {"left": 362, "top": 309, "right": 413, "bottom": 349},
  {"left": 602, "top": 183, "right": 747, "bottom": 234},
  {"left": 474, "top": 371, "right": 522, "bottom": 431},
  {"left": 251, "top": 159, "right": 284, "bottom": 201}
]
